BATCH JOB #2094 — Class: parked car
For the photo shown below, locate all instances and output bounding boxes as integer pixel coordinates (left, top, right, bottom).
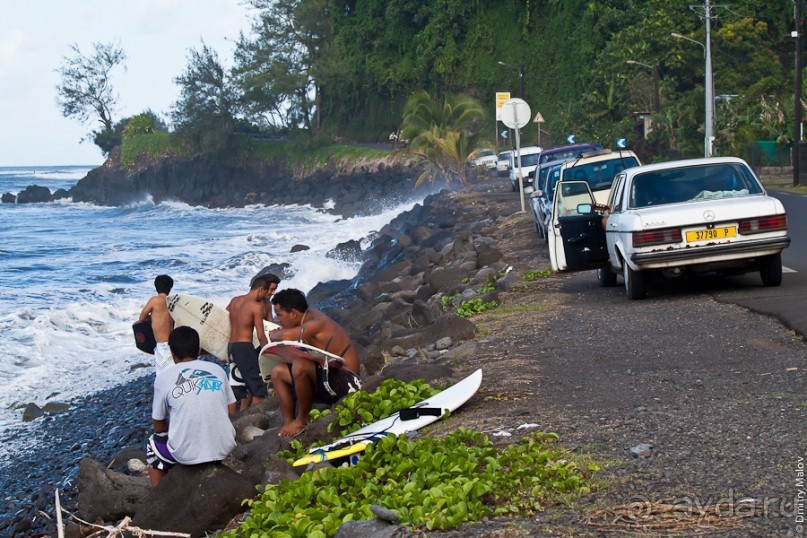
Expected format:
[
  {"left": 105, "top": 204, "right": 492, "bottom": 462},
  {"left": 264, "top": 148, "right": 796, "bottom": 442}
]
[
  {"left": 526, "top": 162, "right": 565, "bottom": 241},
  {"left": 471, "top": 149, "right": 497, "bottom": 169},
  {"left": 537, "top": 142, "right": 603, "bottom": 167},
  {"left": 547, "top": 157, "right": 791, "bottom": 299},
  {"left": 527, "top": 149, "right": 639, "bottom": 243},
  {"left": 558, "top": 149, "right": 641, "bottom": 204},
  {"left": 509, "top": 145, "right": 543, "bottom": 191},
  {"left": 497, "top": 150, "right": 513, "bottom": 177}
]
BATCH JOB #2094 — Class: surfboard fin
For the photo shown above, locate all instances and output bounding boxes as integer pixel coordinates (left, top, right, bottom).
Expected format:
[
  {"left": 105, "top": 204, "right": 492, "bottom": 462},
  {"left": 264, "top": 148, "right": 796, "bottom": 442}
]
[{"left": 399, "top": 407, "right": 442, "bottom": 421}]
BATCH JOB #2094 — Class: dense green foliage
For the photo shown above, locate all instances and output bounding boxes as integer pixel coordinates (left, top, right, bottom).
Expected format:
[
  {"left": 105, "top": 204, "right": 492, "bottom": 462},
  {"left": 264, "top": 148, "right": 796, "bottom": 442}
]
[
  {"left": 230, "top": 429, "right": 598, "bottom": 537},
  {"left": 227, "top": 0, "right": 800, "bottom": 162}
]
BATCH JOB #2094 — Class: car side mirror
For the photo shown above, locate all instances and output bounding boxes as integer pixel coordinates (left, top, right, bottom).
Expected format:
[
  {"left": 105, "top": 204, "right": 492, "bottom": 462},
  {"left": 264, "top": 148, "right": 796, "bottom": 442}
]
[{"left": 577, "top": 203, "right": 594, "bottom": 215}]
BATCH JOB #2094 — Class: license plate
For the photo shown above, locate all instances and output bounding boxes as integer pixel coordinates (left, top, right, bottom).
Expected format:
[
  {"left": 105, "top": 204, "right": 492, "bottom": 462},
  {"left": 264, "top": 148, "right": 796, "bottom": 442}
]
[{"left": 685, "top": 226, "right": 736, "bottom": 242}]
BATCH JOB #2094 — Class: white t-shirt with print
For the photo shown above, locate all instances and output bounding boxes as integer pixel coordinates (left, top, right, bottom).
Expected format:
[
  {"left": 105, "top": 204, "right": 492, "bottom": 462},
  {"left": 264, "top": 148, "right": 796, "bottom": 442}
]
[{"left": 152, "top": 360, "right": 236, "bottom": 465}]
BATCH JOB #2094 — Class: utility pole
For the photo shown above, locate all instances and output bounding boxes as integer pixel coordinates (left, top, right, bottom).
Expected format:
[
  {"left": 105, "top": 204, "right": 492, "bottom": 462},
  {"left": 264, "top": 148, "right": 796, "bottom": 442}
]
[
  {"left": 689, "top": 1, "right": 725, "bottom": 157},
  {"left": 795, "top": 0, "right": 803, "bottom": 186}
]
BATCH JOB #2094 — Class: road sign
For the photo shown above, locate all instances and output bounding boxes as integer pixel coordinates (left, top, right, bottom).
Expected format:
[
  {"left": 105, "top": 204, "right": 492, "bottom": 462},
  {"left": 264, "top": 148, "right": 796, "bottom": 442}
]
[
  {"left": 566, "top": 134, "right": 576, "bottom": 144},
  {"left": 500, "top": 98, "right": 531, "bottom": 129},
  {"left": 616, "top": 138, "right": 627, "bottom": 149},
  {"left": 533, "top": 112, "right": 545, "bottom": 123},
  {"left": 500, "top": 130, "right": 509, "bottom": 139},
  {"left": 495, "top": 92, "right": 511, "bottom": 121}
]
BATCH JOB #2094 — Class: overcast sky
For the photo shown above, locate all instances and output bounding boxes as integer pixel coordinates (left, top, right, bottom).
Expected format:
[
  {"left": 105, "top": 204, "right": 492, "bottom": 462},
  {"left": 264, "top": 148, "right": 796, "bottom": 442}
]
[{"left": 0, "top": 1, "right": 254, "bottom": 166}]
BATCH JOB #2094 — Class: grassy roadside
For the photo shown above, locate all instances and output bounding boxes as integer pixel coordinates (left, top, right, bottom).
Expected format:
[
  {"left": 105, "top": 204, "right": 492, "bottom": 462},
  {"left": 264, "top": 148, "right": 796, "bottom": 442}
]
[{"left": 760, "top": 176, "right": 807, "bottom": 194}]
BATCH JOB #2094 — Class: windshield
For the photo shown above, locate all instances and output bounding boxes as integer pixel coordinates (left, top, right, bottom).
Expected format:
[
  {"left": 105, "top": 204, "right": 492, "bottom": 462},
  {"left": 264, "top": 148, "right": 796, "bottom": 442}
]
[
  {"left": 545, "top": 166, "right": 564, "bottom": 199},
  {"left": 565, "top": 156, "right": 639, "bottom": 191},
  {"left": 629, "top": 162, "right": 764, "bottom": 208},
  {"left": 516, "top": 152, "right": 540, "bottom": 167}
]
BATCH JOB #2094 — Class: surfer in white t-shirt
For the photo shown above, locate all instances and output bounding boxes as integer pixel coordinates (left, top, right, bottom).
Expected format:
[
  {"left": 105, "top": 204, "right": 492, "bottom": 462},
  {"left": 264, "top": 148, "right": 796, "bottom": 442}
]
[
  {"left": 138, "top": 274, "right": 174, "bottom": 370},
  {"left": 146, "top": 326, "right": 237, "bottom": 487},
  {"left": 269, "top": 289, "right": 362, "bottom": 437}
]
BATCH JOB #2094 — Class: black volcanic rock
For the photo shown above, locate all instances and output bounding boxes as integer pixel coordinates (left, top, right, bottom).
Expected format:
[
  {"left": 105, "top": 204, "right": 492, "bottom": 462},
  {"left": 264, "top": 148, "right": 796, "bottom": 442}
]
[{"left": 16, "top": 185, "right": 53, "bottom": 204}]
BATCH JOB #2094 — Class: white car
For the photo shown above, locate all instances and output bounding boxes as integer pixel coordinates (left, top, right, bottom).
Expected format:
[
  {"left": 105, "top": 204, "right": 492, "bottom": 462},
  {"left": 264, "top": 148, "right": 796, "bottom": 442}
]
[
  {"left": 471, "top": 149, "right": 497, "bottom": 169},
  {"left": 497, "top": 150, "right": 513, "bottom": 176},
  {"left": 548, "top": 157, "right": 791, "bottom": 299},
  {"left": 509, "top": 145, "right": 543, "bottom": 191}
]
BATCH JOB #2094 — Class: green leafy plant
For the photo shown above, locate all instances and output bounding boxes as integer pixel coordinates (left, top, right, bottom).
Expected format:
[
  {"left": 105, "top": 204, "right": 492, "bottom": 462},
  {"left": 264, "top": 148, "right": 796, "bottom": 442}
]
[
  {"left": 227, "top": 429, "right": 599, "bottom": 537},
  {"left": 477, "top": 272, "right": 504, "bottom": 294},
  {"left": 456, "top": 298, "right": 499, "bottom": 318},
  {"left": 441, "top": 293, "right": 460, "bottom": 308},
  {"left": 522, "top": 269, "right": 553, "bottom": 282}
]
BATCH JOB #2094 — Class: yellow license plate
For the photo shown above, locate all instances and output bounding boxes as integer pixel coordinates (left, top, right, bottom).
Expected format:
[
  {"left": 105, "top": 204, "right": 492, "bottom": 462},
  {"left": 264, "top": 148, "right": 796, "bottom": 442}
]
[{"left": 685, "top": 226, "right": 736, "bottom": 242}]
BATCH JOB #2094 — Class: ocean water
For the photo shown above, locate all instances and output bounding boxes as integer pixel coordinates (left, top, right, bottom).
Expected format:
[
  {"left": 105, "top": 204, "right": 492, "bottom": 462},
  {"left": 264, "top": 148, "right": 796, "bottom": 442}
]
[{"left": 0, "top": 165, "right": 421, "bottom": 443}]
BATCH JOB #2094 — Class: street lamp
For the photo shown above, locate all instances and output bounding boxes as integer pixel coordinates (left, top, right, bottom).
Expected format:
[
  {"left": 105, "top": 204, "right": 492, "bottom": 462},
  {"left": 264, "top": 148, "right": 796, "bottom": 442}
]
[
  {"left": 626, "top": 60, "right": 660, "bottom": 112},
  {"left": 497, "top": 60, "right": 525, "bottom": 98},
  {"left": 672, "top": 30, "right": 714, "bottom": 157}
]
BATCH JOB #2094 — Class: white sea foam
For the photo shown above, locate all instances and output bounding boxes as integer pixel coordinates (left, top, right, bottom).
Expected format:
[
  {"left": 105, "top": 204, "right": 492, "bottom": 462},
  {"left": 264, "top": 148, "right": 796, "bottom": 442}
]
[{"left": 0, "top": 170, "right": 422, "bottom": 439}]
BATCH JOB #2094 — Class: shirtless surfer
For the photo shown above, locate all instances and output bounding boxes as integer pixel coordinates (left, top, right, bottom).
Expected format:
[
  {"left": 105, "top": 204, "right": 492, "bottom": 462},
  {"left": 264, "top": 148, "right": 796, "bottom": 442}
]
[
  {"left": 226, "top": 276, "right": 272, "bottom": 409},
  {"left": 269, "top": 289, "right": 361, "bottom": 437},
  {"left": 138, "top": 274, "right": 175, "bottom": 371}
]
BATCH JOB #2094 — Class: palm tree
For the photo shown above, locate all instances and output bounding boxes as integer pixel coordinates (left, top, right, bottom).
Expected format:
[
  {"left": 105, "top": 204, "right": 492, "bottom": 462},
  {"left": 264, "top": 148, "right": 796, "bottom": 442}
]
[{"left": 399, "top": 91, "right": 486, "bottom": 187}]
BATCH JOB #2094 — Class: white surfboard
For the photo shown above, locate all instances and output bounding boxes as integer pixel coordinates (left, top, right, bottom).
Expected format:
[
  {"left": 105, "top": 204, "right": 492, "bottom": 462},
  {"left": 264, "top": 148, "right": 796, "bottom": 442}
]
[
  {"left": 294, "top": 368, "right": 482, "bottom": 467},
  {"left": 166, "top": 294, "right": 278, "bottom": 362},
  {"left": 258, "top": 340, "right": 346, "bottom": 383}
]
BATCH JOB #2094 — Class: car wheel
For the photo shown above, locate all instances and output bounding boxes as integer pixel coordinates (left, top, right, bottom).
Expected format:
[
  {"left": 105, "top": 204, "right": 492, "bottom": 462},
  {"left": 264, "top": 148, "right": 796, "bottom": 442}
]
[
  {"left": 535, "top": 221, "right": 543, "bottom": 238},
  {"left": 759, "top": 253, "right": 783, "bottom": 287},
  {"left": 597, "top": 266, "right": 617, "bottom": 287},
  {"left": 623, "top": 261, "right": 646, "bottom": 299},
  {"left": 511, "top": 181, "right": 517, "bottom": 192}
]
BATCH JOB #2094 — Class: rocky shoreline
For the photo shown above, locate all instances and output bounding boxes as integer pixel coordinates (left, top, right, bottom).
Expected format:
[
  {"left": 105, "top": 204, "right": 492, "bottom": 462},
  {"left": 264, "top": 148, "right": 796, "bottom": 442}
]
[
  {"left": 1, "top": 151, "right": 436, "bottom": 218},
  {"left": 0, "top": 168, "right": 518, "bottom": 536}
]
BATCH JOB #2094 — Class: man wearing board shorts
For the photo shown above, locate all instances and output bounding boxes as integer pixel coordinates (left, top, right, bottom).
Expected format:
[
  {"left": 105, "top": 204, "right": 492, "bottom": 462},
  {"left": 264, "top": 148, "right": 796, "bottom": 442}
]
[
  {"left": 226, "top": 276, "right": 274, "bottom": 409},
  {"left": 269, "top": 289, "right": 362, "bottom": 437},
  {"left": 138, "top": 274, "right": 174, "bottom": 371},
  {"left": 146, "top": 326, "right": 236, "bottom": 487}
]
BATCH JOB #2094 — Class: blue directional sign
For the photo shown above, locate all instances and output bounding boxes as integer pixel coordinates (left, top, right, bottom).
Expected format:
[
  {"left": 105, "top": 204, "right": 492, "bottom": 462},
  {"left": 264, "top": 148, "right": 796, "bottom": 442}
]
[
  {"left": 566, "top": 134, "right": 576, "bottom": 144},
  {"left": 500, "top": 130, "right": 509, "bottom": 139},
  {"left": 616, "top": 138, "right": 627, "bottom": 149}
]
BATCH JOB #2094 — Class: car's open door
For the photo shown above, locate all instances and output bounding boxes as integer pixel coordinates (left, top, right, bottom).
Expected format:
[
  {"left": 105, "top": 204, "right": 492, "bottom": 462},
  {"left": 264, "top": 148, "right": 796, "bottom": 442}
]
[{"left": 548, "top": 180, "right": 609, "bottom": 272}]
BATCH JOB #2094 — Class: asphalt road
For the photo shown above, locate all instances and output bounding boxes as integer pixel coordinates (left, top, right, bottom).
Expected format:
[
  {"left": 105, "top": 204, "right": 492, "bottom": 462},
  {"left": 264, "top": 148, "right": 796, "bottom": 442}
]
[{"left": 711, "top": 189, "right": 807, "bottom": 338}]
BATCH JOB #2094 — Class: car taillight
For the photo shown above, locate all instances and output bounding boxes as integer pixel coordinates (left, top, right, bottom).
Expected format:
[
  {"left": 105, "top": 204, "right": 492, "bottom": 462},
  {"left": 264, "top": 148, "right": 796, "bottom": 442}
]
[
  {"left": 632, "top": 228, "right": 682, "bottom": 247},
  {"left": 738, "top": 215, "right": 787, "bottom": 234}
]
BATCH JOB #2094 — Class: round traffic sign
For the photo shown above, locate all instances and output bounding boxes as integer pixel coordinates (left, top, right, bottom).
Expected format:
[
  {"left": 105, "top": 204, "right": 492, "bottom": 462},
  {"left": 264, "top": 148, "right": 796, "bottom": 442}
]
[{"left": 500, "top": 98, "right": 531, "bottom": 129}]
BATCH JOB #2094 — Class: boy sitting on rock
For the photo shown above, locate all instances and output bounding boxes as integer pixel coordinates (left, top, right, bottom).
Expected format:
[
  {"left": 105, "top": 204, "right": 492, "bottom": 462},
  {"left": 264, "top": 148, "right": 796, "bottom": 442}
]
[{"left": 146, "top": 326, "right": 237, "bottom": 487}]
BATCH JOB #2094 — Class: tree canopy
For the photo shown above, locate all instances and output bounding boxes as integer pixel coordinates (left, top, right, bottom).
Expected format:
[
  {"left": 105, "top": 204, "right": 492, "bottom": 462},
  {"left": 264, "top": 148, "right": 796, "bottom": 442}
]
[{"left": 55, "top": 41, "right": 127, "bottom": 155}]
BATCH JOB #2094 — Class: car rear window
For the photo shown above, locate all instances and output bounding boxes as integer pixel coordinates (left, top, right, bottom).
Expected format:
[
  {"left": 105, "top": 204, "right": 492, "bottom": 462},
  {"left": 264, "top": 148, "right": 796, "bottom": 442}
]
[{"left": 629, "top": 163, "right": 764, "bottom": 208}]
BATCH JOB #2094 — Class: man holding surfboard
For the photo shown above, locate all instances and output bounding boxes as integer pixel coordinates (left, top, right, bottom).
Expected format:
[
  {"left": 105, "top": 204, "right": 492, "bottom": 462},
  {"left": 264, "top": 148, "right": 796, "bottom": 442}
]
[
  {"left": 226, "top": 276, "right": 275, "bottom": 409},
  {"left": 137, "top": 274, "right": 175, "bottom": 371},
  {"left": 269, "top": 289, "right": 361, "bottom": 437}
]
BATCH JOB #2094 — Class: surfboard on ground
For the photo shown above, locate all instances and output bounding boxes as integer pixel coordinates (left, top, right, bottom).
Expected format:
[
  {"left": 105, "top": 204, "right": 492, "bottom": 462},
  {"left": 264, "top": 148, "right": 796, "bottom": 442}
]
[
  {"left": 293, "top": 368, "right": 483, "bottom": 467},
  {"left": 166, "top": 294, "right": 278, "bottom": 362},
  {"left": 132, "top": 319, "right": 156, "bottom": 354}
]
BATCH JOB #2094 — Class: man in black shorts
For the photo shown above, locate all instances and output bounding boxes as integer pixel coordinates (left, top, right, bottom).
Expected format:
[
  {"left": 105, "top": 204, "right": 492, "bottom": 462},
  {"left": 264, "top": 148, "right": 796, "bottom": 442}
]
[
  {"left": 226, "top": 276, "right": 273, "bottom": 409},
  {"left": 269, "top": 289, "right": 361, "bottom": 437}
]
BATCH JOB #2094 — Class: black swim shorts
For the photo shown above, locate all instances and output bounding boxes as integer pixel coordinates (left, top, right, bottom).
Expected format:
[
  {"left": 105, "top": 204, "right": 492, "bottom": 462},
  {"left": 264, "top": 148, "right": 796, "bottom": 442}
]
[
  {"left": 228, "top": 342, "right": 269, "bottom": 398},
  {"left": 288, "top": 364, "right": 362, "bottom": 404}
]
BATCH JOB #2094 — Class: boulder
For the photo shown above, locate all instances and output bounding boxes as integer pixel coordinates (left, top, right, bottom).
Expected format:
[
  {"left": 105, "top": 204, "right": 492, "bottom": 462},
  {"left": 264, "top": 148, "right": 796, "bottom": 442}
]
[
  {"left": 327, "top": 239, "right": 363, "bottom": 262},
  {"left": 77, "top": 458, "right": 150, "bottom": 522},
  {"left": 22, "top": 403, "right": 44, "bottom": 422},
  {"left": 2, "top": 192, "right": 16, "bottom": 203},
  {"left": 16, "top": 185, "right": 53, "bottom": 203},
  {"left": 131, "top": 462, "right": 255, "bottom": 538},
  {"left": 362, "top": 363, "right": 454, "bottom": 393},
  {"left": 290, "top": 244, "right": 310, "bottom": 253}
]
